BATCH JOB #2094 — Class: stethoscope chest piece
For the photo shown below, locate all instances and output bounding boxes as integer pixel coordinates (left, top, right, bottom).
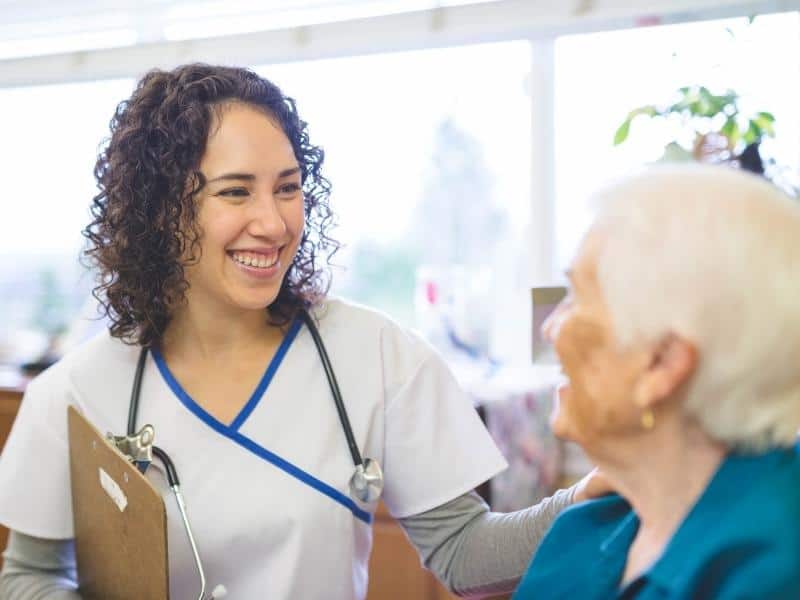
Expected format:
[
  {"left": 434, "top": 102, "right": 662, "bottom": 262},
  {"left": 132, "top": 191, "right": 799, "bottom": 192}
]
[{"left": 349, "top": 458, "right": 384, "bottom": 504}]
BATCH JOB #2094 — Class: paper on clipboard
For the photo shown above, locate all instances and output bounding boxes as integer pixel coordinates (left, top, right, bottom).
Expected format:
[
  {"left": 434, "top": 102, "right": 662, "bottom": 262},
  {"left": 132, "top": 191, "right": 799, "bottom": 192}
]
[{"left": 67, "top": 406, "right": 169, "bottom": 600}]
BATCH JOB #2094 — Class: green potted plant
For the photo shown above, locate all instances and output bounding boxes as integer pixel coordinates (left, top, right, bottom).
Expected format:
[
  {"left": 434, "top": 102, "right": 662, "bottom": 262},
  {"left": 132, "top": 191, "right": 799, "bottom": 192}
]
[{"left": 613, "top": 85, "right": 775, "bottom": 174}]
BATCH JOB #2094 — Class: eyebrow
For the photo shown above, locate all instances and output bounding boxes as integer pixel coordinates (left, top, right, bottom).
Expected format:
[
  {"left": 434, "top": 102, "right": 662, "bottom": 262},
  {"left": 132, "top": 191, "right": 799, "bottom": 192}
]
[
  {"left": 206, "top": 173, "right": 255, "bottom": 184},
  {"left": 206, "top": 166, "right": 301, "bottom": 184}
]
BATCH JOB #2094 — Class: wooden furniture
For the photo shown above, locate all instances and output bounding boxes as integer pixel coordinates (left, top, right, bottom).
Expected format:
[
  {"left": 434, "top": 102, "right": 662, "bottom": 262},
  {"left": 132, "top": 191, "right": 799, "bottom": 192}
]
[
  {"left": 367, "top": 501, "right": 459, "bottom": 600},
  {"left": 367, "top": 500, "right": 510, "bottom": 599},
  {"left": 0, "top": 383, "right": 25, "bottom": 569}
]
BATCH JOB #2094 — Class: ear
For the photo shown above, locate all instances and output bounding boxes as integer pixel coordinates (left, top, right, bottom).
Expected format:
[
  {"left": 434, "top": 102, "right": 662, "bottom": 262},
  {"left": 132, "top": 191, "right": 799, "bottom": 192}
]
[{"left": 634, "top": 334, "right": 697, "bottom": 409}]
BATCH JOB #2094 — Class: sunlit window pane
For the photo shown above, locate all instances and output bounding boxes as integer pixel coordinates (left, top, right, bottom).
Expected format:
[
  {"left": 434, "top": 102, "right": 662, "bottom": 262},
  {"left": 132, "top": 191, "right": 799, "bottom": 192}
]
[
  {"left": 554, "top": 12, "right": 800, "bottom": 269},
  {"left": 257, "top": 40, "right": 532, "bottom": 350},
  {"left": 0, "top": 79, "right": 134, "bottom": 361}
]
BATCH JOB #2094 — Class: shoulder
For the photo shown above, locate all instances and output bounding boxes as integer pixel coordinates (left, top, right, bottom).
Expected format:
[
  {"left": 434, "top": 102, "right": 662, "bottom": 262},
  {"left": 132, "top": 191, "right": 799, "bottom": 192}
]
[
  {"left": 547, "top": 494, "right": 633, "bottom": 540},
  {"left": 530, "top": 494, "right": 633, "bottom": 568},
  {"left": 685, "top": 447, "right": 800, "bottom": 596},
  {"left": 699, "top": 539, "right": 800, "bottom": 599},
  {"left": 26, "top": 330, "right": 138, "bottom": 402},
  {"left": 313, "top": 297, "right": 435, "bottom": 363},
  {"left": 740, "top": 446, "right": 800, "bottom": 547},
  {"left": 515, "top": 495, "right": 633, "bottom": 597},
  {"left": 11, "top": 331, "right": 137, "bottom": 443},
  {"left": 314, "top": 296, "right": 413, "bottom": 337},
  {"left": 528, "top": 494, "right": 635, "bottom": 577},
  {"left": 312, "top": 297, "right": 449, "bottom": 399},
  {"left": 721, "top": 446, "right": 800, "bottom": 544}
]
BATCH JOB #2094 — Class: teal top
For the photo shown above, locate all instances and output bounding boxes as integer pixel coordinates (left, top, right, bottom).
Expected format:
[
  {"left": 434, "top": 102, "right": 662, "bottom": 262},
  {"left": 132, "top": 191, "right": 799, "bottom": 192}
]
[{"left": 513, "top": 444, "right": 800, "bottom": 599}]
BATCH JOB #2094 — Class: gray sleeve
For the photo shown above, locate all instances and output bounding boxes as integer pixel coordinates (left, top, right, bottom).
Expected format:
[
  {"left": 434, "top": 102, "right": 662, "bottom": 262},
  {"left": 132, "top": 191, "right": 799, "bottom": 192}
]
[
  {"left": 398, "top": 486, "right": 575, "bottom": 598},
  {"left": 0, "top": 530, "right": 82, "bottom": 599}
]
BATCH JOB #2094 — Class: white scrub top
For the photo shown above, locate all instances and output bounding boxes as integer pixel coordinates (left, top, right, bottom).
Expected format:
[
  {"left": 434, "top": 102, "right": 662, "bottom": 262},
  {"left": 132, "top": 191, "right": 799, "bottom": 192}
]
[{"left": 0, "top": 298, "right": 507, "bottom": 599}]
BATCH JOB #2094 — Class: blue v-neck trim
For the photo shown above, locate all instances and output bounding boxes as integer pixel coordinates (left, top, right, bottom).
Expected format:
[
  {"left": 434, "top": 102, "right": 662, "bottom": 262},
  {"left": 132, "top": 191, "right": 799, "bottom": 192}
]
[
  {"left": 229, "top": 317, "right": 302, "bottom": 430},
  {"left": 152, "top": 317, "right": 302, "bottom": 432},
  {"left": 150, "top": 319, "right": 372, "bottom": 525}
]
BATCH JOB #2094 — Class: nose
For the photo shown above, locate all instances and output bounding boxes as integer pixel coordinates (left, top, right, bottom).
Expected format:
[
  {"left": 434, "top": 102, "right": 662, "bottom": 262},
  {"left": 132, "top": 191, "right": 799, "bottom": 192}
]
[
  {"left": 247, "top": 193, "right": 288, "bottom": 239},
  {"left": 541, "top": 299, "right": 568, "bottom": 344}
]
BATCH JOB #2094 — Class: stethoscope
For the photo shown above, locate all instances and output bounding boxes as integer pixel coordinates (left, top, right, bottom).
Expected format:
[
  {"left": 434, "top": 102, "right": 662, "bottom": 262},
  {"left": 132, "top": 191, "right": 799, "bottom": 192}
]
[{"left": 112, "top": 308, "right": 384, "bottom": 600}]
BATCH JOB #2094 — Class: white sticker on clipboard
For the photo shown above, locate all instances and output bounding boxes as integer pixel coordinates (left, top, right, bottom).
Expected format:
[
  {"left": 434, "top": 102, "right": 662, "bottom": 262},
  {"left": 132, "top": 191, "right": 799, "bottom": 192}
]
[{"left": 99, "top": 467, "right": 128, "bottom": 512}]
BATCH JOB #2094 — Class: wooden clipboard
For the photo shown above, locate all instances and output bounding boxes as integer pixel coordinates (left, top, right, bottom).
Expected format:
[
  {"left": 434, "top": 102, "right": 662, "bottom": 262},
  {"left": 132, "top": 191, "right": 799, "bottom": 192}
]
[{"left": 67, "top": 406, "right": 170, "bottom": 599}]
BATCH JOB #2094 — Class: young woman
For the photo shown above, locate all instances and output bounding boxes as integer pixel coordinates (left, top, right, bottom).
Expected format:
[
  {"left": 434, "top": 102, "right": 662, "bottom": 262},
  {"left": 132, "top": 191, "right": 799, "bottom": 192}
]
[{"left": 0, "top": 64, "right": 600, "bottom": 599}]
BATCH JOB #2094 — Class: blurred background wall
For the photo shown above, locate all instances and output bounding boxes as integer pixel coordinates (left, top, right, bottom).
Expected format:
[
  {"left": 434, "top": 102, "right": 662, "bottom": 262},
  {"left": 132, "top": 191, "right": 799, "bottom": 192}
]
[{"left": 0, "top": 0, "right": 798, "bottom": 368}]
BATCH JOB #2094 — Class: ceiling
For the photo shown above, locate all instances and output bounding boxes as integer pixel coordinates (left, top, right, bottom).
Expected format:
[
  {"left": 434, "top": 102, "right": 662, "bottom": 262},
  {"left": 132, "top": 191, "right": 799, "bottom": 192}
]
[
  {"left": 0, "top": 0, "right": 794, "bottom": 64},
  {"left": 0, "top": 1, "right": 495, "bottom": 47}
]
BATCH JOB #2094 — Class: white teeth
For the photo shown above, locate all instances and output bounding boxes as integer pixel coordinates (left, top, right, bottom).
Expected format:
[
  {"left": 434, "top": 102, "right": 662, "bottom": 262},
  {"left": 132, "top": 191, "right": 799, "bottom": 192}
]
[{"left": 231, "top": 251, "right": 278, "bottom": 269}]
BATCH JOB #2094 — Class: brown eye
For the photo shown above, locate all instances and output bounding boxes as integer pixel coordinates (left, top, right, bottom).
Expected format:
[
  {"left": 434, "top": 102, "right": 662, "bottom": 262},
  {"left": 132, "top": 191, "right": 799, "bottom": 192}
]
[
  {"left": 277, "top": 183, "right": 302, "bottom": 196},
  {"left": 218, "top": 188, "right": 250, "bottom": 198}
]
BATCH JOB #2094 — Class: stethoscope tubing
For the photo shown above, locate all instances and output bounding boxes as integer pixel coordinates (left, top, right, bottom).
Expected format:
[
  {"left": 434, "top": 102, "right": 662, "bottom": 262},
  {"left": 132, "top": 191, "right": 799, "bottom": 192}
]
[
  {"left": 298, "top": 309, "right": 364, "bottom": 467},
  {"left": 128, "top": 309, "right": 364, "bottom": 472},
  {"left": 124, "top": 308, "right": 380, "bottom": 599}
]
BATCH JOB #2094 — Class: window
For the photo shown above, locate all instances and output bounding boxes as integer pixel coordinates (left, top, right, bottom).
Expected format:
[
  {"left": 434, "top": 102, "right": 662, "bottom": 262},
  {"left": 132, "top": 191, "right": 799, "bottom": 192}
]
[
  {"left": 0, "top": 79, "right": 134, "bottom": 362},
  {"left": 259, "top": 41, "right": 532, "bottom": 359},
  {"left": 554, "top": 12, "right": 800, "bottom": 269},
  {"left": 0, "top": 42, "right": 532, "bottom": 363}
]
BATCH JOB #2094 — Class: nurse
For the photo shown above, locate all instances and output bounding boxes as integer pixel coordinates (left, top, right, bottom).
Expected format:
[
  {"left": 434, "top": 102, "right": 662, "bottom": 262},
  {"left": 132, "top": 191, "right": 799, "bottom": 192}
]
[{"left": 0, "top": 64, "right": 600, "bottom": 599}]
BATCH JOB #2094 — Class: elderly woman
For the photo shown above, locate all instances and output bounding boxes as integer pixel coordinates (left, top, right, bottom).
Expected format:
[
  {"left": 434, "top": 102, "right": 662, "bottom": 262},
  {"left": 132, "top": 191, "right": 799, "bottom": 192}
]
[{"left": 514, "top": 165, "right": 800, "bottom": 599}]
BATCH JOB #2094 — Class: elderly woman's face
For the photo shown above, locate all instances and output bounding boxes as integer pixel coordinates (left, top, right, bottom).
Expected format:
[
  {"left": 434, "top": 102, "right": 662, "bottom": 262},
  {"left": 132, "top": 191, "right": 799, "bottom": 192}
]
[
  {"left": 543, "top": 230, "right": 651, "bottom": 448},
  {"left": 182, "top": 102, "right": 305, "bottom": 314}
]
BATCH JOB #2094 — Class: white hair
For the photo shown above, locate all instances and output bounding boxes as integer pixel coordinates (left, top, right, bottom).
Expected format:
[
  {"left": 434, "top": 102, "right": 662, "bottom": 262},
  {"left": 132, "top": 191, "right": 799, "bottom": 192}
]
[{"left": 593, "top": 164, "right": 800, "bottom": 450}]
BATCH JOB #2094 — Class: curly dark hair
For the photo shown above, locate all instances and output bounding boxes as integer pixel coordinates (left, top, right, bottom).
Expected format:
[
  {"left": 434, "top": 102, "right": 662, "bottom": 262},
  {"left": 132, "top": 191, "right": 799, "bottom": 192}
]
[{"left": 83, "top": 63, "right": 339, "bottom": 346}]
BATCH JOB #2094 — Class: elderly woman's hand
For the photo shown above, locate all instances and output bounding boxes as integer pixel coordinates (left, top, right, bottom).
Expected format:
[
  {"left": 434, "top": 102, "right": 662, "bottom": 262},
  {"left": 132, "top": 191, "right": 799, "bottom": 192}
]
[{"left": 572, "top": 468, "right": 613, "bottom": 503}]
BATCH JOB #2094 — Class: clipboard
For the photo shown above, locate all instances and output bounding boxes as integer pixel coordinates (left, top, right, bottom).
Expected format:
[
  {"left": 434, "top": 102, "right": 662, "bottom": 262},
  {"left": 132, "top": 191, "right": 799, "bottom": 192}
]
[{"left": 67, "top": 406, "right": 170, "bottom": 599}]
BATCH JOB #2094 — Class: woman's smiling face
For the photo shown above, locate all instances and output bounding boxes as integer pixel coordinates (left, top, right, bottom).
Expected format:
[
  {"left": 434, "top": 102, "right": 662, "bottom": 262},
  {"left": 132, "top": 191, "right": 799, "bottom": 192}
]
[{"left": 183, "top": 101, "right": 305, "bottom": 314}]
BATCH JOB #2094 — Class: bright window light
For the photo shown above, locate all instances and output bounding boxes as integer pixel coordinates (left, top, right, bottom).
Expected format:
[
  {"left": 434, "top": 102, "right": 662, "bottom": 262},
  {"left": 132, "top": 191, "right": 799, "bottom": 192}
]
[
  {"left": 0, "top": 78, "right": 135, "bottom": 359},
  {"left": 164, "top": 0, "right": 503, "bottom": 40},
  {"left": 554, "top": 12, "right": 800, "bottom": 269},
  {"left": 0, "top": 29, "right": 138, "bottom": 60},
  {"left": 257, "top": 40, "right": 532, "bottom": 343}
]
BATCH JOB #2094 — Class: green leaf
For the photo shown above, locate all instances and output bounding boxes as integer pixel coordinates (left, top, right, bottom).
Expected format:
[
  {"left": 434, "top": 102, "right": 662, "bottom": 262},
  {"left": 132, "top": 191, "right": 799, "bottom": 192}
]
[
  {"left": 614, "top": 119, "right": 632, "bottom": 145},
  {"left": 743, "top": 120, "right": 761, "bottom": 144},
  {"left": 669, "top": 87, "right": 697, "bottom": 113},
  {"left": 754, "top": 113, "right": 775, "bottom": 136},
  {"left": 713, "top": 91, "right": 738, "bottom": 114},
  {"left": 695, "top": 87, "right": 729, "bottom": 117},
  {"left": 614, "top": 105, "right": 661, "bottom": 145},
  {"left": 723, "top": 90, "right": 740, "bottom": 105},
  {"left": 628, "top": 105, "right": 659, "bottom": 119},
  {"left": 720, "top": 117, "right": 738, "bottom": 145},
  {"left": 670, "top": 86, "right": 739, "bottom": 118}
]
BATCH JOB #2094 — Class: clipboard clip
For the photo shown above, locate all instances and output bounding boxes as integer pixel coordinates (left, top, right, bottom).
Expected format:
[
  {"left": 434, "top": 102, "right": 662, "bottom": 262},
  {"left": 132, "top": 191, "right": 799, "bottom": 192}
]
[{"left": 106, "top": 424, "right": 155, "bottom": 474}]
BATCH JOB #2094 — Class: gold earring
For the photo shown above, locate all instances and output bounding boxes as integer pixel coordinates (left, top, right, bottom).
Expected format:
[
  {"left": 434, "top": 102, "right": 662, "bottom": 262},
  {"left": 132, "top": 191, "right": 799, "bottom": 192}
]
[{"left": 641, "top": 408, "right": 655, "bottom": 430}]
